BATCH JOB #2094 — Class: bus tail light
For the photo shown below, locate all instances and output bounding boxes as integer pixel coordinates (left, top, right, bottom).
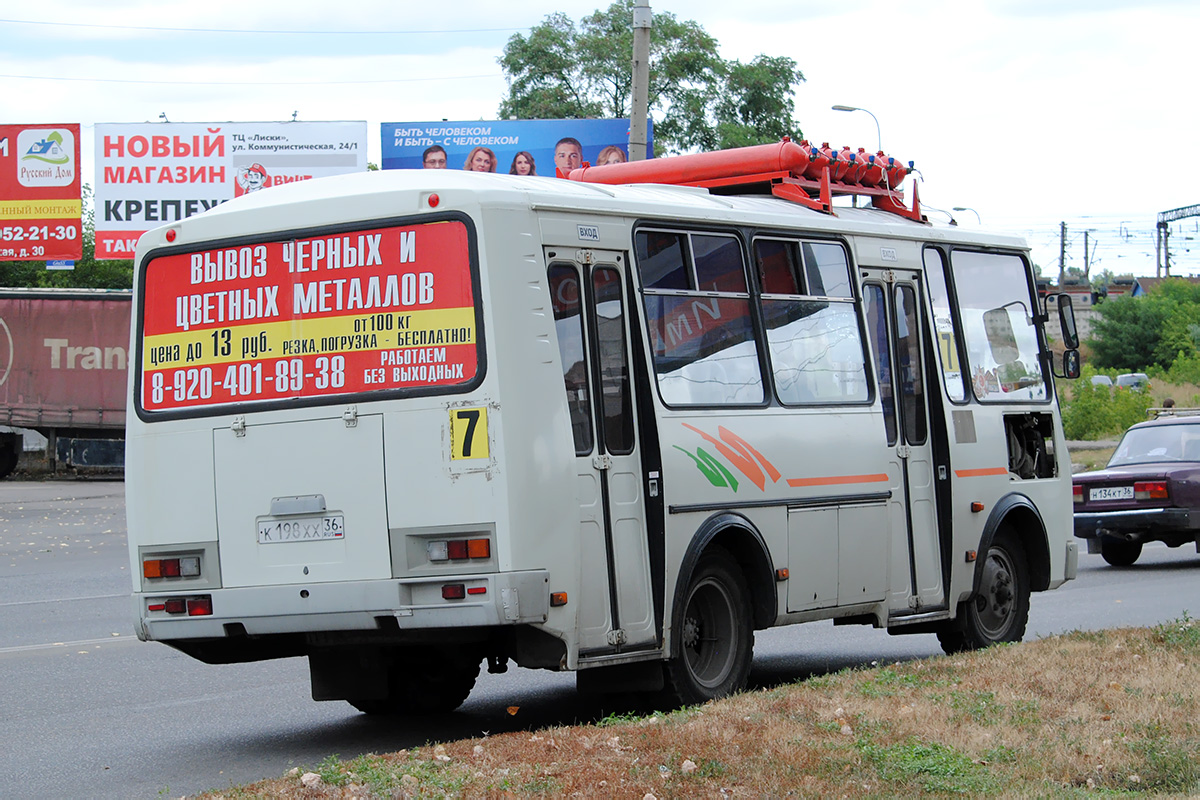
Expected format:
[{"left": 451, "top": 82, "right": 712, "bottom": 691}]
[
  {"left": 143, "top": 556, "right": 201, "bottom": 579},
  {"left": 1134, "top": 481, "right": 1168, "bottom": 500},
  {"left": 428, "top": 538, "right": 491, "bottom": 562},
  {"left": 150, "top": 595, "right": 212, "bottom": 615},
  {"left": 187, "top": 597, "right": 213, "bottom": 616},
  {"left": 442, "top": 584, "right": 466, "bottom": 600}
]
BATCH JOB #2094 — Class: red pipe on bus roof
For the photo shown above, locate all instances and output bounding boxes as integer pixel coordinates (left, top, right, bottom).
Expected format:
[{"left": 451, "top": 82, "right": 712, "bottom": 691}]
[{"left": 565, "top": 139, "right": 811, "bottom": 186}]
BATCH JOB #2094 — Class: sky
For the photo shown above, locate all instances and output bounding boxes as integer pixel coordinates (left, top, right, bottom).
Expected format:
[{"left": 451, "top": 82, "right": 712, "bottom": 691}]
[{"left": 3, "top": 0, "right": 1198, "bottom": 279}]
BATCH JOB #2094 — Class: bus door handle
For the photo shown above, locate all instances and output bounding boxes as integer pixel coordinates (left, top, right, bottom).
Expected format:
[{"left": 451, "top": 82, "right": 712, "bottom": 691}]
[{"left": 592, "top": 454, "right": 611, "bottom": 471}]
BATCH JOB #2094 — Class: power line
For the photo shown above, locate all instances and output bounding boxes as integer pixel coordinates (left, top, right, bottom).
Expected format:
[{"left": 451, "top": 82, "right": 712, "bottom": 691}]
[
  {"left": 0, "top": 17, "right": 523, "bottom": 35},
  {"left": 0, "top": 72, "right": 501, "bottom": 86}
]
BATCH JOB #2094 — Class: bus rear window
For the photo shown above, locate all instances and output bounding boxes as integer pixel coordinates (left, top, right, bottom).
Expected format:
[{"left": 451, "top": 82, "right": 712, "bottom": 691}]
[{"left": 138, "top": 218, "right": 480, "bottom": 415}]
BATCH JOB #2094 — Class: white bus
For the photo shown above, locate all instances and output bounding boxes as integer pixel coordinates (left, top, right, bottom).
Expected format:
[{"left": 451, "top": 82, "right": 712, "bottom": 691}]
[{"left": 126, "top": 141, "right": 1080, "bottom": 712}]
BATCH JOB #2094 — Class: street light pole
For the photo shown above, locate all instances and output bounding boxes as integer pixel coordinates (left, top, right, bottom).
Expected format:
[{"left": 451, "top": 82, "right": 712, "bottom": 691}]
[
  {"left": 952, "top": 206, "right": 981, "bottom": 224},
  {"left": 831, "top": 104, "right": 881, "bottom": 152}
]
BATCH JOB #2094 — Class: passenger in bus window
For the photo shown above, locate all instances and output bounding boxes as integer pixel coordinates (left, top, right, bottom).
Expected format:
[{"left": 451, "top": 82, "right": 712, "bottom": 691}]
[
  {"left": 597, "top": 145, "right": 627, "bottom": 166},
  {"left": 509, "top": 151, "right": 537, "bottom": 175},
  {"left": 554, "top": 137, "right": 583, "bottom": 174},
  {"left": 464, "top": 147, "right": 497, "bottom": 172},
  {"left": 422, "top": 145, "right": 447, "bottom": 169}
]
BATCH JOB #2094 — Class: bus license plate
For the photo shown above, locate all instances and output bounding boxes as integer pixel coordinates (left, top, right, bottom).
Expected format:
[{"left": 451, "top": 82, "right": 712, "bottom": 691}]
[
  {"left": 1089, "top": 486, "right": 1133, "bottom": 502},
  {"left": 257, "top": 514, "right": 345, "bottom": 544}
]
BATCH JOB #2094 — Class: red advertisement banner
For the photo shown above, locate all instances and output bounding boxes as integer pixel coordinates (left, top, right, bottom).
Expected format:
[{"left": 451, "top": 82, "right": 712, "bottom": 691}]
[
  {"left": 0, "top": 124, "right": 83, "bottom": 261},
  {"left": 140, "top": 220, "right": 477, "bottom": 413}
]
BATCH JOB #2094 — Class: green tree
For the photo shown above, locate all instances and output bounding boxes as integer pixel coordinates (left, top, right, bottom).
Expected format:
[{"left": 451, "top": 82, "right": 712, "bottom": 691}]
[
  {"left": 0, "top": 185, "right": 132, "bottom": 290},
  {"left": 498, "top": 2, "right": 804, "bottom": 154},
  {"left": 1089, "top": 279, "right": 1200, "bottom": 371}
]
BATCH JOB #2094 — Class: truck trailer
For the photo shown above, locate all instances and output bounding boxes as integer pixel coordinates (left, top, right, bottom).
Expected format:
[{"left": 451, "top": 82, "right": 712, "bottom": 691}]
[{"left": 0, "top": 288, "right": 131, "bottom": 477}]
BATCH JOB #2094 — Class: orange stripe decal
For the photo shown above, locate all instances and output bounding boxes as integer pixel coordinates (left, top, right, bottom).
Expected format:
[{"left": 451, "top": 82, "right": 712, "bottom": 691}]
[
  {"left": 786, "top": 473, "right": 889, "bottom": 487},
  {"left": 954, "top": 467, "right": 1009, "bottom": 478}
]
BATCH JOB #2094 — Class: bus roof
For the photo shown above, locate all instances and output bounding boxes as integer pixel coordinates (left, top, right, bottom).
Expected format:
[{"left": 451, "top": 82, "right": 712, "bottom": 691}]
[{"left": 149, "top": 168, "right": 1029, "bottom": 257}]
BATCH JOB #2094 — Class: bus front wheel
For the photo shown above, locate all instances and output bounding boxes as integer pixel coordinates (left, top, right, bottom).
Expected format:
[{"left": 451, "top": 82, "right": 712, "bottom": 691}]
[
  {"left": 663, "top": 547, "right": 754, "bottom": 706},
  {"left": 937, "top": 530, "right": 1030, "bottom": 654}
]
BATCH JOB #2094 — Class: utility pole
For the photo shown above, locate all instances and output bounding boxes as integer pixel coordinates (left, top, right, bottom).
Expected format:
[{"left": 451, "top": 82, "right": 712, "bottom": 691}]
[
  {"left": 1164, "top": 226, "right": 1171, "bottom": 277},
  {"left": 1155, "top": 224, "right": 1161, "bottom": 277},
  {"left": 629, "top": 0, "right": 651, "bottom": 161},
  {"left": 1058, "top": 221, "right": 1066, "bottom": 287},
  {"left": 1083, "top": 230, "right": 1089, "bottom": 280}
]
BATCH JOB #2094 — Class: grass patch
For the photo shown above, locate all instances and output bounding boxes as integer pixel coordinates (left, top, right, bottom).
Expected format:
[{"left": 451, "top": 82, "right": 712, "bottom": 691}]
[
  {"left": 196, "top": 620, "right": 1200, "bottom": 798},
  {"left": 861, "top": 738, "right": 999, "bottom": 794}
]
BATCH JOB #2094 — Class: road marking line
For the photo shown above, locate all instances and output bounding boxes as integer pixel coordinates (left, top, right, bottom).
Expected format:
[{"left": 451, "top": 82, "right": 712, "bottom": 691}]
[{"left": 0, "top": 635, "right": 139, "bottom": 654}]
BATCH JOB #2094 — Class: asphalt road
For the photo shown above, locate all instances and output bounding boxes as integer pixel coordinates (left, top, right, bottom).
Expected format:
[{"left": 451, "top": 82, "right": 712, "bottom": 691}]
[{"left": 2, "top": 480, "right": 1198, "bottom": 799}]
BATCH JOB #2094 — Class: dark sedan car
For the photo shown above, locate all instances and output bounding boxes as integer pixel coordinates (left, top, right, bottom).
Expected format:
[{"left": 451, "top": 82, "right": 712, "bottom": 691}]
[{"left": 1073, "top": 414, "right": 1200, "bottom": 566}]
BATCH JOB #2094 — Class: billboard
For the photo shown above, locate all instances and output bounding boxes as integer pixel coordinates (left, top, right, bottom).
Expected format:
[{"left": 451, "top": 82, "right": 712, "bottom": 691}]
[
  {"left": 95, "top": 121, "right": 368, "bottom": 260},
  {"left": 381, "top": 118, "right": 652, "bottom": 175},
  {"left": 0, "top": 124, "right": 83, "bottom": 262}
]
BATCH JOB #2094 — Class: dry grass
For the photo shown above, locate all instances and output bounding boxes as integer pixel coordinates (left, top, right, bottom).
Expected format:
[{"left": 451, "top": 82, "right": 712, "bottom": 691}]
[
  {"left": 199, "top": 618, "right": 1200, "bottom": 798},
  {"left": 1069, "top": 445, "right": 1116, "bottom": 472}
]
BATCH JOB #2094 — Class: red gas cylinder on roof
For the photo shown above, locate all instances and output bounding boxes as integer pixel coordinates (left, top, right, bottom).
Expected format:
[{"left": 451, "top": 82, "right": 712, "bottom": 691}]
[
  {"left": 566, "top": 138, "right": 811, "bottom": 185},
  {"left": 831, "top": 146, "right": 855, "bottom": 182},
  {"left": 886, "top": 157, "right": 909, "bottom": 188},
  {"left": 802, "top": 143, "right": 830, "bottom": 181},
  {"left": 860, "top": 151, "right": 886, "bottom": 187},
  {"left": 848, "top": 147, "right": 873, "bottom": 184}
]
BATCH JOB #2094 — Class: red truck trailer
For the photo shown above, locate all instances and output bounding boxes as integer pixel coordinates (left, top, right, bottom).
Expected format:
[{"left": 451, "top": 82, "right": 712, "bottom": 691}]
[{"left": 0, "top": 288, "right": 131, "bottom": 477}]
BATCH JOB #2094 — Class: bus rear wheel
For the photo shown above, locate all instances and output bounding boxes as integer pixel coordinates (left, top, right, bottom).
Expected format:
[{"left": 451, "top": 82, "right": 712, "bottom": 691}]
[
  {"left": 937, "top": 530, "right": 1030, "bottom": 654},
  {"left": 349, "top": 648, "right": 481, "bottom": 715},
  {"left": 662, "top": 548, "right": 753, "bottom": 706}
]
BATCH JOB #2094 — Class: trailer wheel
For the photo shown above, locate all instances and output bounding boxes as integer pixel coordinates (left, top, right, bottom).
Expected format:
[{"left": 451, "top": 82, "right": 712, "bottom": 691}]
[
  {"left": 349, "top": 649, "right": 481, "bottom": 715},
  {"left": 938, "top": 530, "right": 1030, "bottom": 654},
  {"left": 0, "top": 449, "right": 17, "bottom": 479},
  {"left": 0, "top": 434, "right": 19, "bottom": 479},
  {"left": 662, "top": 547, "right": 753, "bottom": 706}
]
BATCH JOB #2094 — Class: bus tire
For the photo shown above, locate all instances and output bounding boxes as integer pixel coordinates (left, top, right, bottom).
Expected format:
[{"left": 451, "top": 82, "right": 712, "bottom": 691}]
[
  {"left": 937, "top": 530, "right": 1030, "bottom": 654},
  {"left": 349, "top": 649, "right": 480, "bottom": 715},
  {"left": 1100, "top": 538, "right": 1142, "bottom": 567},
  {"left": 662, "top": 547, "right": 753, "bottom": 706}
]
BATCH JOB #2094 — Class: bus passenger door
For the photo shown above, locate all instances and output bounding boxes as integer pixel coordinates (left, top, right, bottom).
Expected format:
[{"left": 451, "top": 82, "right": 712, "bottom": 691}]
[
  {"left": 548, "top": 254, "right": 657, "bottom": 655},
  {"left": 863, "top": 275, "right": 945, "bottom": 612}
]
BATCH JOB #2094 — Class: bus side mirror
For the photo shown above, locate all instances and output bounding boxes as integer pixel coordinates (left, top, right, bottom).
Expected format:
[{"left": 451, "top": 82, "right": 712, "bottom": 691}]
[
  {"left": 1053, "top": 349, "right": 1080, "bottom": 379},
  {"left": 1048, "top": 293, "right": 1079, "bottom": 350}
]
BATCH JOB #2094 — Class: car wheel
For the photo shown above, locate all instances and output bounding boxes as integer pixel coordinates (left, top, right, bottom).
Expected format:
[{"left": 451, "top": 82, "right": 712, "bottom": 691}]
[
  {"left": 662, "top": 547, "right": 754, "bottom": 706},
  {"left": 1100, "top": 538, "right": 1142, "bottom": 567},
  {"left": 938, "top": 530, "right": 1030, "bottom": 654}
]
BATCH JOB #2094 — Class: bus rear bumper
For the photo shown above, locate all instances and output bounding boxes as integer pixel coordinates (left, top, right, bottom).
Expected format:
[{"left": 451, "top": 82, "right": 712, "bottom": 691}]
[{"left": 134, "top": 569, "right": 550, "bottom": 642}]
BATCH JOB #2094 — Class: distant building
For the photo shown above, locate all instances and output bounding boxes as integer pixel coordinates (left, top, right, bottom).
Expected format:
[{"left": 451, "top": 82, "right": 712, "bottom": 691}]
[{"left": 1130, "top": 276, "right": 1200, "bottom": 296}]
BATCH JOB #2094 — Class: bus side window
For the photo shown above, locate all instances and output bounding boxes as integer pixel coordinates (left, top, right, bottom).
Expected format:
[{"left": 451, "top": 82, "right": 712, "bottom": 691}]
[
  {"left": 923, "top": 248, "right": 967, "bottom": 402},
  {"left": 636, "top": 229, "right": 764, "bottom": 407},
  {"left": 755, "top": 239, "right": 801, "bottom": 295},
  {"left": 864, "top": 284, "right": 898, "bottom": 445},
  {"left": 549, "top": 264, "right": 594, "bottom": 455},
  {"left": 894, "top": 284, "right": 928, "bottom": 445},
  {"left": 756, "top": 238, "right": 869, "bottom": 406},
  {"left": 592, "top": 267, "right": 635, "bottom": 454},
  {"left": 801, "top": 241, "right": 854, "bottom": 298}
]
